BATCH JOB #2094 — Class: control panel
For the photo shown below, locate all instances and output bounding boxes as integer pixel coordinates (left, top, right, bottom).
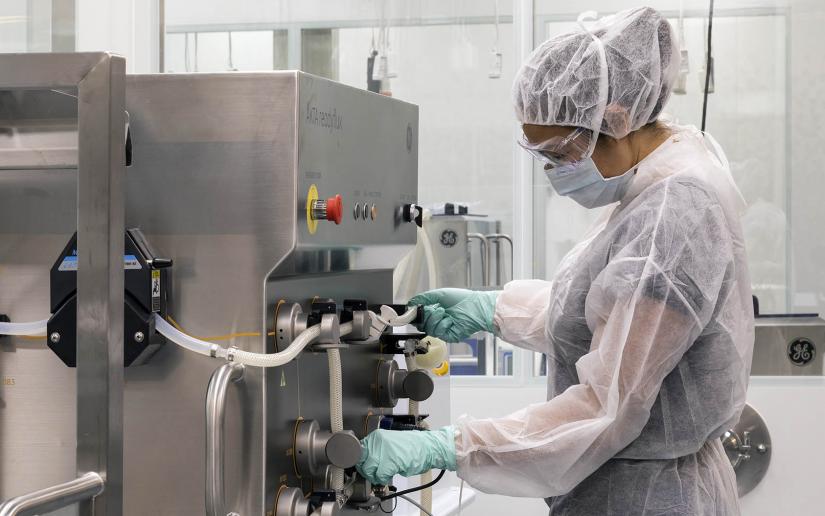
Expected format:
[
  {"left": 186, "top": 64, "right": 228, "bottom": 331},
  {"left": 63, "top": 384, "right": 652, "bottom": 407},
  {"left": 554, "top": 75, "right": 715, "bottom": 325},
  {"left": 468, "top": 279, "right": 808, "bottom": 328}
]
[{"left": 296, "top": 73, "right": 418, "bottom": 250}]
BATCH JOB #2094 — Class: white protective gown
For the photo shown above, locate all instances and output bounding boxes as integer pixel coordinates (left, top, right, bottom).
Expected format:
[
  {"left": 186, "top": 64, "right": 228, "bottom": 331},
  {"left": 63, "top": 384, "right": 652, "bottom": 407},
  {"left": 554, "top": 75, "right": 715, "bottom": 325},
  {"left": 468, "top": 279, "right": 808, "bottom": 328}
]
[{"left": 454, "top": 124, "right": 754, "bottom": 515}]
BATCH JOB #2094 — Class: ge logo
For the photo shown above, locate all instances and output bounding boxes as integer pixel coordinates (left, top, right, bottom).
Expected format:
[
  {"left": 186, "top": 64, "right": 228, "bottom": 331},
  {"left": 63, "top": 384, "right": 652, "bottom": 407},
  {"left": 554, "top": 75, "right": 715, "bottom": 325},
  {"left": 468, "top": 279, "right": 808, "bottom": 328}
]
[
  {"left": 788, "top": 338, "right": 816, "bottom": 366},
  {"left": 440, "top": 229, "right": 458, "bottom": 248}
]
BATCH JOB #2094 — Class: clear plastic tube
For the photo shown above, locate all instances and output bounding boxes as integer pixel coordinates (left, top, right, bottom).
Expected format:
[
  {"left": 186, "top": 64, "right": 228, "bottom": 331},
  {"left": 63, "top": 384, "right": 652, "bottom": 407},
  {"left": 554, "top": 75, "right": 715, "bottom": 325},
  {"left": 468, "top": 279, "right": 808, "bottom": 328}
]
[
  {"left": 155, "top": 315, "right": 355, "bottom": 367},
  {"left": 0, "top": 318, "right": 49, "bottom": 336},
  {"left": 154, "top": 314, "right": 224, "bottom": 358}
]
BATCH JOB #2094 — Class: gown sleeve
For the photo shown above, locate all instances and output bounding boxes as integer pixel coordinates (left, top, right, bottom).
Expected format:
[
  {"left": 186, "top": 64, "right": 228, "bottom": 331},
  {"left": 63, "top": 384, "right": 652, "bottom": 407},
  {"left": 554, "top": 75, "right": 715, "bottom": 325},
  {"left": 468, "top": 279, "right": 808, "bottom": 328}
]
[{"left": 455, "top": 189, "right": 738, "bottom": 497}]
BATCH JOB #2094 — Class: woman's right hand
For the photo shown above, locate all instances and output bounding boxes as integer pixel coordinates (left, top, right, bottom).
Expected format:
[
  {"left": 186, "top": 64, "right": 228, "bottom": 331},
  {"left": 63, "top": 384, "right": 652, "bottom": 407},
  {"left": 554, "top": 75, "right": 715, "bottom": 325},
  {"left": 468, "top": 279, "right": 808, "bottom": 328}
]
[{"left": 408, "top": 288, "right": 498, "bottom": 342}]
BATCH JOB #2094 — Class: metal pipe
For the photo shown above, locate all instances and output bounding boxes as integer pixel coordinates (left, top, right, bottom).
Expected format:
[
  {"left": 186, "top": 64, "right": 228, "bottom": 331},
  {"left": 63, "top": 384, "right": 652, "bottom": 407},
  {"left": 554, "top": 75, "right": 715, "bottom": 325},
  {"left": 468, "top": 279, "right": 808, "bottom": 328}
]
[
  {"left": 205, "top": 363, "right": 245, "bottom": 516},
  {"left": 485, "top": 234, "right": 514, "bottom": 286},
  {"left": 467, "top": 233, "right": 490, "bottom": 287},
  {"left": 0, "top": 472, "right": 104, "bottom": 516}
]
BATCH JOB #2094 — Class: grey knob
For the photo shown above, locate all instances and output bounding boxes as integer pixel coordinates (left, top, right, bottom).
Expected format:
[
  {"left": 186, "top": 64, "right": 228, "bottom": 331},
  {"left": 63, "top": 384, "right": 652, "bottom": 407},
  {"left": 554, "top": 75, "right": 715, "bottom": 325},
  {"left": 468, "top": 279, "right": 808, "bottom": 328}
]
[
  {"left": 274, "top": 486, "right": 311, "bottom": 516},
  {"left": 294, "top": 419, "right": 361, "bottom": 479},
  {"left": 376, "top": 360, "right": 434, "bottom": 408},
  {"left": 312, "top": 501, "right": 341, "bottom": 516},
  {"left": 325, "top": 430, "right": 362, "bottom": 468},
  {"left": 396, "top": 369, "right": 434, "bottom": 402}
]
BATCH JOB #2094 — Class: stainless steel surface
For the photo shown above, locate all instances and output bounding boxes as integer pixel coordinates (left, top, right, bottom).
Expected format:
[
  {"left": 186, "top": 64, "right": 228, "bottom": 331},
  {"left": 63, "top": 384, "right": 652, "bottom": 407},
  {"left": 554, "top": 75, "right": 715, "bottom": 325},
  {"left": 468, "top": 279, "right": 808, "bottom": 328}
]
[
  {"left": 276, "top": 303, "right": 308, "bottom": 349},
  {"left": 752, "top": 316, "right": 825, "bottom": 375},
  {"left": 206, "top": 363, "right": 245, "bottom": 516},
  {"left": 0, "top": 53, "right": 105, "bottom": 90},
  {"left": 466, "top": 233, "right": 489, "bottom": 287},
  {"left": 293, "top": 419, "right": 361, "bottom": 479},
  {"left": 0, "top": 52, "right": 126, "bottom": 516},
  {"left": 2, "top": 70, "right": 417, "bottom": 515},
  {"left": 722, "top": 403, "right": 771, "bottom": 496},
  {"left": 75, "top": 53, "right": 126, "bottom": 516},
  {"left": 0, "top": 472, "right": 104, "bottom": 516}
]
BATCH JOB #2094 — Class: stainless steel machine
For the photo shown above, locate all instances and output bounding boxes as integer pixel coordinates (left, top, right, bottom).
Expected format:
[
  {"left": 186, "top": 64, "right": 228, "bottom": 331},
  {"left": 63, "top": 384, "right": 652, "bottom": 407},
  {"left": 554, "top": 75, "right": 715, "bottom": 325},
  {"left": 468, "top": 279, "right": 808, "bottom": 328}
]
[
  {"left": 1, "top": 53, "right": 431, "bottom": 515},
  {"left": 420, "top": 209, "right": 512, "bottom": 291}
]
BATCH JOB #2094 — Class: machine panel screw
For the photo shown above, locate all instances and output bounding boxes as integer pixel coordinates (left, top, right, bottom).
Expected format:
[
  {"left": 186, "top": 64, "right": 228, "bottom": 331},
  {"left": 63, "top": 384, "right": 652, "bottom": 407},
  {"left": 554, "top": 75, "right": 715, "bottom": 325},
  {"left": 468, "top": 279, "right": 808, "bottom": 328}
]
[
  {"left": 49, "top": 332, "right": 61, "bottom": 344},
  {"left": 134, "top": 331, "right": 145, "bottom": 343}
]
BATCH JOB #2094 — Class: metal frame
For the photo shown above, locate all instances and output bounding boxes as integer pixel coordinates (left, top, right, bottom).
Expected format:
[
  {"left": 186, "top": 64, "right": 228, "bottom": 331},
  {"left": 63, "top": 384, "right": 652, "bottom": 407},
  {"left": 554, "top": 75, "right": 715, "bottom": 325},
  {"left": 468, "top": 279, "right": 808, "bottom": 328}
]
[
  {"left": 0, "top": 52, "right": 126, "bottom": 516},
  {"left": 0, "top": 473, "right": 104, "bottom": 516}
]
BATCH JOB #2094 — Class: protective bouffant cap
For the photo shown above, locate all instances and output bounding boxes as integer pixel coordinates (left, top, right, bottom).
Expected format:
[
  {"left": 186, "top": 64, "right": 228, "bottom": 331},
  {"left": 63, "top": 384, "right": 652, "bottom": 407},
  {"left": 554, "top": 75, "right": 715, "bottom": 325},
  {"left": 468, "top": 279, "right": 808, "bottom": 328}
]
[{"left": 512, "top": 7, "right": 680, "bottom": 139}]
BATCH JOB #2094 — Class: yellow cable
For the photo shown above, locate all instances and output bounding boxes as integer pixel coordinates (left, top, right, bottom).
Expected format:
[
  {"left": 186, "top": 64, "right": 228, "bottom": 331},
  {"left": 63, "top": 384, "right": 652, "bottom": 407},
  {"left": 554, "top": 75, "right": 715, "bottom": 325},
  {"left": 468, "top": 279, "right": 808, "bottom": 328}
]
[{"left": 165, "top": 315, "right": 273, "bottom": 341}]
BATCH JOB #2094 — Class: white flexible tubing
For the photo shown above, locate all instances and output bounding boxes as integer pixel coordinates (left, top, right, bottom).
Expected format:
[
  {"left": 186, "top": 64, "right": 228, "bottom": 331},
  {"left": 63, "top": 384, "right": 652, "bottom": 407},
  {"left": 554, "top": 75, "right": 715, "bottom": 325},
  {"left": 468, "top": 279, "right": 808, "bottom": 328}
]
[
  {"left": 230, "top": 325, "right": 322, "bottom": 367},
  {"left": 0, "top": 318, "right": 49, "bottom": 336},
  {"left": 328, "top": 348, "right": 345, "bottom": 491},
  {"left": 154, "top": 314, "right": 222, "bottom": 358},
  {"left": 418, "top": 208, "right": 438, "bottom": 290},
  {"left": 231, "top": 320, "right": 353, "bottom": 367}
]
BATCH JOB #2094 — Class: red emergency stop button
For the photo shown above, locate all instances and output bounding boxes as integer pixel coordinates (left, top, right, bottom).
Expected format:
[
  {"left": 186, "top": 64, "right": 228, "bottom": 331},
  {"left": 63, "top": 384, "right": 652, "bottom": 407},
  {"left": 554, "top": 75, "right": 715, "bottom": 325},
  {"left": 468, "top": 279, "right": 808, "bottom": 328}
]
[
  {"left": 310, "top": 194, "right": 343, "bottom": 225},
  {"left": 326, "top": 194, "right": 343, "bottom": 225}
]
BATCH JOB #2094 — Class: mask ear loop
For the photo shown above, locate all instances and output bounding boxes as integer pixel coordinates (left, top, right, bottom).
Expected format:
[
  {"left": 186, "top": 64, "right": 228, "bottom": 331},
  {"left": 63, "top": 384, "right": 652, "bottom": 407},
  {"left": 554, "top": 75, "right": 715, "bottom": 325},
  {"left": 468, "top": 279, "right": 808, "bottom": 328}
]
[{"left": 576, "top": 11, "right": 609, "bottom": 159}]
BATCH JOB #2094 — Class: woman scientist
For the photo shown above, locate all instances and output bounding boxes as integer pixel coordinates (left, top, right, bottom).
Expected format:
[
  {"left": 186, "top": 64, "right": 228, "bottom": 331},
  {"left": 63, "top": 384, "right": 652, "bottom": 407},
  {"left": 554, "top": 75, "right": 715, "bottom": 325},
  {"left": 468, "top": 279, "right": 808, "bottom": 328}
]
[{"left": 357, "top": 6, "right": 754, "bottom": 514}]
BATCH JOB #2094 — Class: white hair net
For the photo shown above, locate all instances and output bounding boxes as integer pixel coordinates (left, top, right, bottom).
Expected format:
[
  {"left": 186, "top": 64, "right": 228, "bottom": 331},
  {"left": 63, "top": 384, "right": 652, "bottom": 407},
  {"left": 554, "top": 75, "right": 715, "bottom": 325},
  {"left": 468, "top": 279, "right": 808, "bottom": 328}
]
[{"left": 513, "top": 7, "right": 680, "bottom": 139}]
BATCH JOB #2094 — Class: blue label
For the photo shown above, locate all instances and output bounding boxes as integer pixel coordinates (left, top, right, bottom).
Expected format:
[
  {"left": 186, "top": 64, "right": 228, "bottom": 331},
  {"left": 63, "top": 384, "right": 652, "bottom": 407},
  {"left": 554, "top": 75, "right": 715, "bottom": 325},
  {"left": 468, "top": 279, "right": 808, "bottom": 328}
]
[{"left": 58, "top": 254, "right": 142, "bottom": 272}]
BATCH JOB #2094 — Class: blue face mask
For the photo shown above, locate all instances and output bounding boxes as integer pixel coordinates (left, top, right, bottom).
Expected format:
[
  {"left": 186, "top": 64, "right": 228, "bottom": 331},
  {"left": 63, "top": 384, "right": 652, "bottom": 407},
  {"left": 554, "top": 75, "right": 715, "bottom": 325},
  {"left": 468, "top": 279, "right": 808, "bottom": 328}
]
[{"left": 546, "top": 157, "right": 637, "bottom": 209}]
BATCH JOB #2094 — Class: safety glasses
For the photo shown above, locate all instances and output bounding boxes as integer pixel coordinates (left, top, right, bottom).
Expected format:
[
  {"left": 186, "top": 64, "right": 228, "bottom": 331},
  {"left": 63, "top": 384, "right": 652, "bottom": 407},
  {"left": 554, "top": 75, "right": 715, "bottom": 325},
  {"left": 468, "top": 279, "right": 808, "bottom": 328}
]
[{"left": 517, "top": 127, "right": 596, "bottom": 169}]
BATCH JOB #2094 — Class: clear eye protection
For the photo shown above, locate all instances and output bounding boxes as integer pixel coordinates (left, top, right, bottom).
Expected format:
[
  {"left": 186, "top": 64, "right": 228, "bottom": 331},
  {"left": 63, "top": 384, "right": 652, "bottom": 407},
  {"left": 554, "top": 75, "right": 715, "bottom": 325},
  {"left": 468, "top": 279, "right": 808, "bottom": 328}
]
[{"left": 517, "top": 127, "right": 596, "bottom": 169}]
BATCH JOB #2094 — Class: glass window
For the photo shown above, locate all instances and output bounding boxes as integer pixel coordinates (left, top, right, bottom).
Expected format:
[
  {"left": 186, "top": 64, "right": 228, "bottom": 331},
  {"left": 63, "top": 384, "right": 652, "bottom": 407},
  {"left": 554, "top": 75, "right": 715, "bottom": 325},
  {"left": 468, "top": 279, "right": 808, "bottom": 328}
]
[
  {"left": 164, "top": 30, "right": 286, "bottom": 72},
  {"left": 1, "top": 0, "right": 73, "bottom": 53}
]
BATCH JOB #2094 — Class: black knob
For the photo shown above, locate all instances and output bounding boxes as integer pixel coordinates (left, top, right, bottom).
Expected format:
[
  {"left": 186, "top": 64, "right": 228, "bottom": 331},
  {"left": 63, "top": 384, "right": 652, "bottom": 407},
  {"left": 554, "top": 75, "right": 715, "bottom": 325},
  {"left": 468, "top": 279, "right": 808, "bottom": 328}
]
[
  {"left": 402, "top": 203, "right": 423, "bottom": 228},
  {"left": 151, "top": 258, "right": 173, "bottom": 269}
]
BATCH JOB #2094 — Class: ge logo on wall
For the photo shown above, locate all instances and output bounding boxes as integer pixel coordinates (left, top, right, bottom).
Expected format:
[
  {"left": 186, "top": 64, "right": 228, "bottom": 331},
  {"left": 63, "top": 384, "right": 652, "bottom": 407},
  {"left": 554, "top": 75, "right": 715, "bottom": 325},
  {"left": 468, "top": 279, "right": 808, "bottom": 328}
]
[
  {"left": 788, "top": 338, "right": 816, "bottom": 366},
  {"left": 440, "top": 229, "right": 458, "bottom": 248}
]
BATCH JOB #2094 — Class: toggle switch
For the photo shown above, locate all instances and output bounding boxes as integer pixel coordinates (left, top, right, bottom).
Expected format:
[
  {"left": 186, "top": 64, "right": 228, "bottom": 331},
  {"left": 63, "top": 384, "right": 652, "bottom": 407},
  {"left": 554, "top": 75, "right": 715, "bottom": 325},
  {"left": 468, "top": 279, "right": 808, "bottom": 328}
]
[
  {"left": 294, "top": 419, "right": 362, "bottom": 480},
  {"left": 311, "top": 194, "right": 343, "bottom": 225},
  {"left": 375, "top": 359, "right": 434, "bottom": 408}
]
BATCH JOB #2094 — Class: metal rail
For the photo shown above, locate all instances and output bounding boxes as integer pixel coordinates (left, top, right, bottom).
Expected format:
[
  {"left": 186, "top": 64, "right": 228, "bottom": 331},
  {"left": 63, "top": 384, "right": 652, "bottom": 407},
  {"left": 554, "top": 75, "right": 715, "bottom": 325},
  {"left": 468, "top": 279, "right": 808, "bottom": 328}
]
[
  {"left": 467, "top": 233, "right": 490, "bottom": 287},
  {"left": 206, "top": 363, "right": 245, "bottom": 516},
  {"left": 0, "top": 473, "right": 104, "bottom": 516},
  {"left": 486, "top": 233, "right": 514, "bottom": 286}
]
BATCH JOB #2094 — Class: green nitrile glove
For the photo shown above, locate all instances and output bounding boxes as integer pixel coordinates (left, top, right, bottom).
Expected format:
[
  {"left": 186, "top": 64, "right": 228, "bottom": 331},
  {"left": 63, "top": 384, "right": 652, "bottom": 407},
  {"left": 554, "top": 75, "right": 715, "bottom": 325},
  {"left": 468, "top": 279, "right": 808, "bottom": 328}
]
[
  {"left": 357, "top": 427, "right": 457, "bottom": 486},
  {"left": 409, "top": 288, "right": 498, "bottom": 342}
]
